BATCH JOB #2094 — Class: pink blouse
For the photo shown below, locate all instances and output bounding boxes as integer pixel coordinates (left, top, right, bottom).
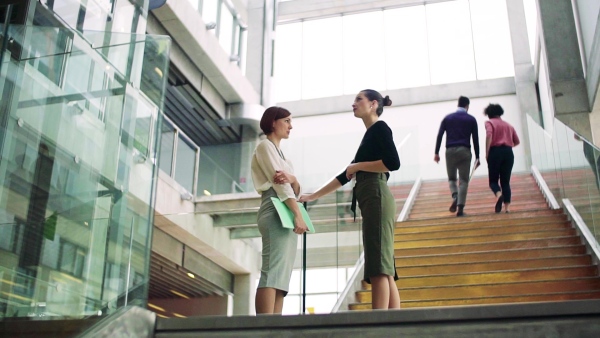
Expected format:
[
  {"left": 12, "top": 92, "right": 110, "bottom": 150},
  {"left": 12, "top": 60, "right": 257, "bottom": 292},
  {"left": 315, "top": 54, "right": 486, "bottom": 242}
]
[{"left": 485, "top": 118, "right": 520, "bottom": 147}]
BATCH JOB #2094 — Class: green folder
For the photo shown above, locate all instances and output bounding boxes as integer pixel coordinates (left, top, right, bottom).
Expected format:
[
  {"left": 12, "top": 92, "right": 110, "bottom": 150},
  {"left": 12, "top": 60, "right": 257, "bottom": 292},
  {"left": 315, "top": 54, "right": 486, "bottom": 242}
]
[{"left": 270, "top": 197, "right": 315, "bottom": 233}]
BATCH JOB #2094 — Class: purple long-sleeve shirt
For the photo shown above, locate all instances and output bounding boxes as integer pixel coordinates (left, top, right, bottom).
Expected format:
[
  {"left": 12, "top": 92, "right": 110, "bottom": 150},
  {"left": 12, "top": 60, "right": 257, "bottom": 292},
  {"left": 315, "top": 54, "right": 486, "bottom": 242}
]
[{"left": 434, "top": 108, "right": 480, "bottom": 159}]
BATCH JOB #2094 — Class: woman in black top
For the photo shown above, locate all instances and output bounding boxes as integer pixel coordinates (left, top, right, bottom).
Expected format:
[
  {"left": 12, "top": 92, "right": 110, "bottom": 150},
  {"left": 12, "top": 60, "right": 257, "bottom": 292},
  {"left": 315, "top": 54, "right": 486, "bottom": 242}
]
[{"left": 300, "top": 89, "right": 401, "bottom": 309}]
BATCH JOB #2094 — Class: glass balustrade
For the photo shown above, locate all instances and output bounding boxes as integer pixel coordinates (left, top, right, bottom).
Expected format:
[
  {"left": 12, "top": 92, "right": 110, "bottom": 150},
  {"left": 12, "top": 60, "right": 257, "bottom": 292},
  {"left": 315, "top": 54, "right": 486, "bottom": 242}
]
[
  {"left": 0, "top": 216, "right": 149, "bottom": 320},
  {"left": 526, "top": 115, "right": 600, "bottom": 244},
  {"left": 0, "top": 24, "right": 170, "bottom": 322}
]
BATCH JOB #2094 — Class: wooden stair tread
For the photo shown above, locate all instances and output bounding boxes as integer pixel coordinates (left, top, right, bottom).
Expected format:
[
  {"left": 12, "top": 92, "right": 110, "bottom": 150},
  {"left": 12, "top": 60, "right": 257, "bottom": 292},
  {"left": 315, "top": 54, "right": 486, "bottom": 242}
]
[
  {"left": 394, "top": 231, "right": 577, "bottom": 249},
  {"left": 396, "top": 256, "right": 592, "bottom": 275},
  {"left": 349, "top": 291, "right": 600, "bottom": 309},
  {"left": 395, "top": 222, "right": 572, "bottom": 241},
  {"left": 395, "top": 246, "right": 587, "bottom": 265},
  {"left": 347, "top": 172, "right": 600, "bottom": 311},
  {"left": 355, "top": 278, "right": 600, "bottom": 301}
]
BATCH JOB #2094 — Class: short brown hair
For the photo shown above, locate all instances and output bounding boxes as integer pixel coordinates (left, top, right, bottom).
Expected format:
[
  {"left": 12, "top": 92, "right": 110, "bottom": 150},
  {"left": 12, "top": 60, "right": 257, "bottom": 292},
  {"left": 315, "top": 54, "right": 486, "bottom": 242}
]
[{"left": 260, "top": 106, "right": 291, "bottom": 134}]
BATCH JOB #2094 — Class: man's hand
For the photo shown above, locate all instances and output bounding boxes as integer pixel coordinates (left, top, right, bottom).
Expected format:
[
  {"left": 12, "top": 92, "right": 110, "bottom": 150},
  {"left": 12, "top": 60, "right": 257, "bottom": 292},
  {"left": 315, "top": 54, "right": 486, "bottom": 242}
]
[
  {"left": 474, "top": 158, "right": 481, "bottom": 169},
  {"left": 434, "top": 154, "right": 440, "bottom": 163}
]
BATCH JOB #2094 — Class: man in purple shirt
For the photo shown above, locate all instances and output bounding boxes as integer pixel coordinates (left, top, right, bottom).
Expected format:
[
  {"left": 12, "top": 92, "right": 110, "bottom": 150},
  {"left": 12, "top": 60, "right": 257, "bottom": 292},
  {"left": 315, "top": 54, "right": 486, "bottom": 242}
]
[{"left": 434, "top": 96, "right": 480, "bottom": 217}]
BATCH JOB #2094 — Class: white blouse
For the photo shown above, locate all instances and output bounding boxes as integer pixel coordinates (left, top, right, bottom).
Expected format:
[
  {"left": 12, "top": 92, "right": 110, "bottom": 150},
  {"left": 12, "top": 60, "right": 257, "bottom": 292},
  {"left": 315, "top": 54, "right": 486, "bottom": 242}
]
[{"left": 251, "top": 139, "right": 299, "bottom": 201}]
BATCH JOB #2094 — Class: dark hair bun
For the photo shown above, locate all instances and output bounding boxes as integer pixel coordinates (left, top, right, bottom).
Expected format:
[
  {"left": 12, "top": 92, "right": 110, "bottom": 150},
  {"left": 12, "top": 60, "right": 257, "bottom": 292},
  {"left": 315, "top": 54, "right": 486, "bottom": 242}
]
[{"left": 383, "top": 95, "right": 392, "bottom": 106}]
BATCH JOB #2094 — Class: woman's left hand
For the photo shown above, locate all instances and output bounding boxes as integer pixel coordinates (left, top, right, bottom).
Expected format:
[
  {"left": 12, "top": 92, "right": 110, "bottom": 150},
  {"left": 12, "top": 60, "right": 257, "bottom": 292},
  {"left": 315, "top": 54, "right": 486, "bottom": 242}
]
[
  {"left": 273, "top": 170, "right": 295, "bottom": 185},
  {"left": 346, "top": 163, "right": 359, "bottom": 180}
]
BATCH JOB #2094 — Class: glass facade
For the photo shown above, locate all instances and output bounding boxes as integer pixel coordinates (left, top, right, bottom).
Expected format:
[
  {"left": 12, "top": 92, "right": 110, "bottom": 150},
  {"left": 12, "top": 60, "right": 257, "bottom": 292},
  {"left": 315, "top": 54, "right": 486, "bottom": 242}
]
[{"left": 0, "top": 21, "right": 170, "bottom": 320}]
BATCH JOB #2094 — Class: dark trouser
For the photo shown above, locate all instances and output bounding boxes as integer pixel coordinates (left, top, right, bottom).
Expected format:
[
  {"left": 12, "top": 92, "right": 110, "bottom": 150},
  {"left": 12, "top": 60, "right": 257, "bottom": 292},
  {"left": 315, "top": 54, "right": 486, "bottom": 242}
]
[{"left": 487, "top": 146, "right": 514, "bottom": 203}]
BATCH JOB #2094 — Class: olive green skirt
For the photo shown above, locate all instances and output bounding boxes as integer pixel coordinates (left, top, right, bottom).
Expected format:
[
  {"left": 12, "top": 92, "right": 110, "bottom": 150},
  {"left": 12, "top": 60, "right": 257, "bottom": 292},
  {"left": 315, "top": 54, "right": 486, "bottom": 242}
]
[
  {"left": 355, "top": 172, "right": 398, "bottom": 284},
  {"left": 256, "top": 188, "right": 298, "bottom": 295}
]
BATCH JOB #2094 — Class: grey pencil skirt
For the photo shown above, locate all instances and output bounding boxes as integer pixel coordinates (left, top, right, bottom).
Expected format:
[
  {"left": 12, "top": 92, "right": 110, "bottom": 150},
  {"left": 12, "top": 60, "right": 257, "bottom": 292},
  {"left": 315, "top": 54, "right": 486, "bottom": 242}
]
[
  {"left": 256, "top": 188, "right": 298, "bottom": 295},
  {"left": 355, "top": 172, "right": 398, "bottom": 284}
]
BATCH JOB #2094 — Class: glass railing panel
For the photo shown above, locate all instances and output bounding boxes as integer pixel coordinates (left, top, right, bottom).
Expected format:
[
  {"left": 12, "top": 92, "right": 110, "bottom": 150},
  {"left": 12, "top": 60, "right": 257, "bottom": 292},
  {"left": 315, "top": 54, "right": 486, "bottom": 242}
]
[
  {"left": 526, "top": 115, "right": 600, "bottom": 245},
  {"left": 554, "top": 120, "right": 600, "bottom": 242},
  {"left": 526, "top": 115, "right": 560, "bottom": 197},
  {"left": 159, "top": 118, "right": 176, "bottom": 176},
  {"left": 197, "top": 142, "right": 251, "bottom": 196},
  {"left": 0, "top": 24, "right": 170, "bottom": 322},
  {"left": 0, "top": 216, "right": 149, "bottom": 319},
  {"left": 174, "top": 133, "right": 198, "bottom": 195}
]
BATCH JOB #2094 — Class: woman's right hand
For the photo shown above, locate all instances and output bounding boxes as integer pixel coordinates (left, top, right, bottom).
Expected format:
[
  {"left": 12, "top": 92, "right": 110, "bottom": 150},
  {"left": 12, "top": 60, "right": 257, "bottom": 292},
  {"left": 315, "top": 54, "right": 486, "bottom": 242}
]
[
  {"left": 293, "top": 216, "right": 309, "bottom": 235},
  {"left": 298, "top": 194, "right": 316, "bottom": 203}
]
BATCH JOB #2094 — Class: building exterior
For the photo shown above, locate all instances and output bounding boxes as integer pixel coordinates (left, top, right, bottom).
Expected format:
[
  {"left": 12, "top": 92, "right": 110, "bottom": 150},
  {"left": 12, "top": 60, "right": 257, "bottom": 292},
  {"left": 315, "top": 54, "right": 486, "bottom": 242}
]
[{"left": 0, "top": 0, "right": 599, "bottom": 324}]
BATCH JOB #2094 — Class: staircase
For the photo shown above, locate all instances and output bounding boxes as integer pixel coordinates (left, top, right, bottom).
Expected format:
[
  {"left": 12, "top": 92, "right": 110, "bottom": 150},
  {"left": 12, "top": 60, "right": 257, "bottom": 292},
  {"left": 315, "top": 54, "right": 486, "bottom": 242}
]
[{"left": 350, "top": 172, "right": 600, "bottom": 310}]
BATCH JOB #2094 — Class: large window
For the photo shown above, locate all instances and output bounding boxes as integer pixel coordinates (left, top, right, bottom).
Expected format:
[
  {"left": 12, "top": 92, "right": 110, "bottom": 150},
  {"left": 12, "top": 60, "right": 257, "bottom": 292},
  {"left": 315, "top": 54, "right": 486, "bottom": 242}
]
[
  {"left": 302, "top": 16, "right": 343, "bottom": 99},
  {"left": 274, "top": 0, "right": 515, "bottom": 102}
]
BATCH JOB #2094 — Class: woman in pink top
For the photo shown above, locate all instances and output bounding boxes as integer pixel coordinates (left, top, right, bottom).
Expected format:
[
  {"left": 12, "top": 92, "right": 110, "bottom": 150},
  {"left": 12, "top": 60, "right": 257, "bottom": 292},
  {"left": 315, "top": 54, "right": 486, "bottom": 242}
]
[{"left": 484, "top": 104, "right": 520, "bottom": 213}]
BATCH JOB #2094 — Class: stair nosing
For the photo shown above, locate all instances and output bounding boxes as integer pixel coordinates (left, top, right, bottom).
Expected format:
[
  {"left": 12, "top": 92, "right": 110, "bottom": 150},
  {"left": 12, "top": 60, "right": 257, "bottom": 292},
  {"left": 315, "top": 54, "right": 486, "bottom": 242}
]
[
  {"left": 395, "top": 255, "right": 591, "bottom": 269},
  {"left": 394, "top": 228, "right": 576, "bottom": 243}
]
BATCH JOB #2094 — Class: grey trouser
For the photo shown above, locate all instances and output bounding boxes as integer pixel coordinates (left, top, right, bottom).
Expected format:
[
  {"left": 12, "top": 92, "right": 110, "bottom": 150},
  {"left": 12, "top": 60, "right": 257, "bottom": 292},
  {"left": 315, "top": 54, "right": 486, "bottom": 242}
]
[{"left": 445, "top": 146, "right": 472, "bottom": 206}]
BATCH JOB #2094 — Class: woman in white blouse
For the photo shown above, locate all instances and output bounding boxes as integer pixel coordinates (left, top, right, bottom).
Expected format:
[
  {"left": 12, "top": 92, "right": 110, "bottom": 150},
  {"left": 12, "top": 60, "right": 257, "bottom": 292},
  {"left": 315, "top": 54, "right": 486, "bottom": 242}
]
[{"left": 251, "top": 106, "right": 308, "bottom": 314}]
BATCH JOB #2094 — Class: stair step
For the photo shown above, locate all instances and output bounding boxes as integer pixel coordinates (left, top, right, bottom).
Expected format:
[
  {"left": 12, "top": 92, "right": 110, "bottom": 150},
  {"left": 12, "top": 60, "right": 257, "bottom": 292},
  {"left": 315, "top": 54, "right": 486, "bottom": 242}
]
[
  {"left": 395, "top": 215, "right": 569, "bottom": 233},
  {"left": 395, "top": 236, "right": 582, "bottom": 256},
  {"left": 395, "top": 221, "right": 572, "bottom": 241},
  {"left": 349, "top": 291, "right": 600, "bottom": 310},
  {"left": 411, "top": 198, "right": 547, "bottom": 212},
  {"left": 396, "top": 256, "right": 592, "bottom": 276},
  {"left": 397, "top": 209, "right": 565, "bottom": 227},
  {"left": 394, "top": 229, "right": 577, "bottom": 249},
  {"left": 395, "top": 245, "right": 587, "bottom": 265},
  {"left": 363, "top": 266, "right": 599, "bottom": 288},
  {"left": 409, "top": 204, "right": 550, "bottom": 219},
  {"left": 355, "top": 278, "right": 600, "bottom": 302},
  {"left": 348, "top": 173, "right": 600, "bottom": 312}
]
